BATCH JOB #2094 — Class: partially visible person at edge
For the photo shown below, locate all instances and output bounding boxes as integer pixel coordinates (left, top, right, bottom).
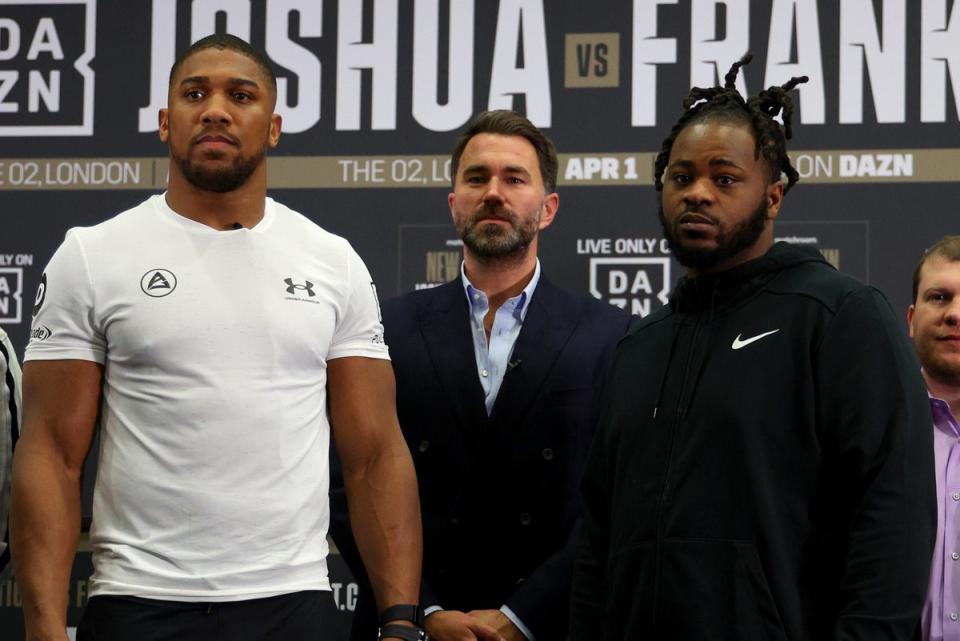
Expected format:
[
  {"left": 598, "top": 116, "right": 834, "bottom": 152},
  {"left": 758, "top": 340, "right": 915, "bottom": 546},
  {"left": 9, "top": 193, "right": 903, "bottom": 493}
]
[
  {"left": 0, "top": 327, "right": 22, "bottom": 581},
  {"left": 569, "top": 54, "right": 936, "bottom": 641},
  {"left": 911, "top": 236, "right": 960, "bottom": 641},
  {"left": 330, "top": 110, "right": 632, "bottom": 641},
  {"left": 11, "top": 34, "right": 424, "bottom": 641}
]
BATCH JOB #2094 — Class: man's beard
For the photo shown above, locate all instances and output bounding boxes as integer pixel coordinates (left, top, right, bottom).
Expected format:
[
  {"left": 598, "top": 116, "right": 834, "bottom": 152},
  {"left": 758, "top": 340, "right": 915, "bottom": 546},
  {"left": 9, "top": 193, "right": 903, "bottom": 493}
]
[
  {"left": 659, "top": 195, "right": 768, "bottom": 271},
  {"left": 460, "top": 203, "right": 540, "bottom": 261},
  {"left": 175, "top": 146, "right": 264, "bottom": 194},
  {"left": 916, "top": 341, "right": 960, "bottom": 389}
]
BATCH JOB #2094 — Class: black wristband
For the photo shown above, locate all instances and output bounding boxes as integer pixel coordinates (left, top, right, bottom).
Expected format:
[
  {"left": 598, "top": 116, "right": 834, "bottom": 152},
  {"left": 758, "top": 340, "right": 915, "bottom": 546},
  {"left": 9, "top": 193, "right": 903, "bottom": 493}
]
[
  {"left": 378, "top": 623, "right": 427, "bottom": 641},
  {"left": 379, "top": 603, "right": 424, "bottom": 628}
]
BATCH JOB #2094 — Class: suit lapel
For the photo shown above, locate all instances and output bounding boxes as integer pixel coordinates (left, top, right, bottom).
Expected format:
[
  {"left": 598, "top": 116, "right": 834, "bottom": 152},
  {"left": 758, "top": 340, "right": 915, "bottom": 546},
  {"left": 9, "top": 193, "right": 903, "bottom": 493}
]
[
  {"left": 488, "top": 276, "right": 580, "bottom": 437},
  {"left": 419, "top": 281, "right": 489, "bottom": 442}
]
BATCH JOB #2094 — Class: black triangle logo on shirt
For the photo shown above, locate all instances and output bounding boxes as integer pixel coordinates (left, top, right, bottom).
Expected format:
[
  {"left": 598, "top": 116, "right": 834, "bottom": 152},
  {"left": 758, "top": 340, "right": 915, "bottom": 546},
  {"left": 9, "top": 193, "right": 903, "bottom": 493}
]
[{"left": 148, "top": 272, "right": 171, "bottom": 290}]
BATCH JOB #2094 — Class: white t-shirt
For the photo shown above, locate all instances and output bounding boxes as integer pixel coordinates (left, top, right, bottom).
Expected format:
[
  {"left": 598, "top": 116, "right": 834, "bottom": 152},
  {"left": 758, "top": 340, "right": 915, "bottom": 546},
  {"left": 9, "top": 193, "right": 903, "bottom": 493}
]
[{"left": 25, "top": 194, "right": 389, "bottom": 601}]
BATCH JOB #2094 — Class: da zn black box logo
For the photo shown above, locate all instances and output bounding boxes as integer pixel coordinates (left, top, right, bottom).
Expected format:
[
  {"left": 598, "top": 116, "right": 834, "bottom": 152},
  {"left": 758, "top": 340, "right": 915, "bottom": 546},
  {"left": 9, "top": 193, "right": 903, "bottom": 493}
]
[
  {"left": 0, "top": 267, "right": 23, "bottom": 322},
  {"left": 0, "top": 0, "right": 95, "bottom": 136},
  {"left": 589, "top": 257, "right": 672, "bottom": 318}
]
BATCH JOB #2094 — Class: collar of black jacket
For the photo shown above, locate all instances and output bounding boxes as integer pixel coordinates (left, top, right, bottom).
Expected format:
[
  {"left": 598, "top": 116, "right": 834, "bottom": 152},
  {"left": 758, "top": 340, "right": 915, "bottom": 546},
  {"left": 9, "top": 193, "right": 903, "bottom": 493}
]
[{"left": 669, "top": 241, "right": 829, "bottom": 317}]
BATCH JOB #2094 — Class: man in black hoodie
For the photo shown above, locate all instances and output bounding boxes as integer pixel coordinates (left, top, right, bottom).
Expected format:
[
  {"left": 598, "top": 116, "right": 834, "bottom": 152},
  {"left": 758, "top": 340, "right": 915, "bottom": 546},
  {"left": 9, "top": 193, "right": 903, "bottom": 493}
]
[{"left": 569, "top": 55, "right": 936, "bottom": 641}]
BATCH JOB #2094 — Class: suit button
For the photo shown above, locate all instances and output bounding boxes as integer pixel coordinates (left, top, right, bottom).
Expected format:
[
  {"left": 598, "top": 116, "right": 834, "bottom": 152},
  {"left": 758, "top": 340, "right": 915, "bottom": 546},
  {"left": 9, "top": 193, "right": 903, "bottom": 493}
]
[
  {"left": 541, "top": 448, "right": 554, "bottom": 461},
  {"left": 519, "top": 513, "right": 532, "bottom": 526},
  {"left": 437, "top": 570, "right": 448, "bottom": 583},
  {"left": 418, "top": 440, "right": 429, "bottom": 453},
  {"left": 450, "top": 517, "right": 460, "bottom": 526}
]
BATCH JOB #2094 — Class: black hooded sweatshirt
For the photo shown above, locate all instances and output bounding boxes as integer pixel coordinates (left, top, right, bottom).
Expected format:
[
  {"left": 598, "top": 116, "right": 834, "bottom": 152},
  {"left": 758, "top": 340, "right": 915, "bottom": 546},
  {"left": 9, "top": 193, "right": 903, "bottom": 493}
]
[{"left": 570, "top": 242, "right": 935, "bottom": 641}]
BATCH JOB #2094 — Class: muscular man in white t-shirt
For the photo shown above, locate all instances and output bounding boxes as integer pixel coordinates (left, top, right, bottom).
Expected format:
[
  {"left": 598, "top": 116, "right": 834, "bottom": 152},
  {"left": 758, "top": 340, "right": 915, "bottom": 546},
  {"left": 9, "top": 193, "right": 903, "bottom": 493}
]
[{"left": 11, "top": 34, "right": 423, "bottom": 641}]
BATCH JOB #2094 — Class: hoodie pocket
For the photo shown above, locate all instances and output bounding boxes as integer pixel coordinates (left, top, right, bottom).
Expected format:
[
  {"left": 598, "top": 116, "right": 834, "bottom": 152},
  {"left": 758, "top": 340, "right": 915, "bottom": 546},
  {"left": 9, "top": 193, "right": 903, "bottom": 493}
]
[
  {"left": 603, "top": 542, "right": 657, "bottom": 639},
  {"left": 601, "top": 540, "right": 788, "bottom": 641},
  {"left": 656, "top": 539, "right": 788, "bottom": 641}
]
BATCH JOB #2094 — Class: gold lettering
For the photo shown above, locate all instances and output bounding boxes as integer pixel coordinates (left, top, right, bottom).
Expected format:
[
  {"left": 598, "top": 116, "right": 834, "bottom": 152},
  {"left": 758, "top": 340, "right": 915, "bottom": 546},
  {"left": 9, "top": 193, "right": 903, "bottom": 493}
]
[
  {"left": 820, "top": 248, "right": 840, "bottom": 270},
  {"left": 425, "top": 251, "right": 461, "bottom": 282}
]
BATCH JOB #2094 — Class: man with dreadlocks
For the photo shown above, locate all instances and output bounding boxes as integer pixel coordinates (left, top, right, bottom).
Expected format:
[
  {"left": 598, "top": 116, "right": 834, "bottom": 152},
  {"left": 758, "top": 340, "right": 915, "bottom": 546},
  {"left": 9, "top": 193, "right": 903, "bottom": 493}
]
[{"left": 569, "top": 55, "right": 935, "bottom": 641}]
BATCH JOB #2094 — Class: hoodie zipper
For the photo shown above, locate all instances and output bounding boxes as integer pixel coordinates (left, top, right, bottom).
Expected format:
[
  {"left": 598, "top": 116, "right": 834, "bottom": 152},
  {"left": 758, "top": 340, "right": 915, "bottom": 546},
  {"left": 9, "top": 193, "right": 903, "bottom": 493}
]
[{"left": 650, "top": 306, "right": 706, "bottom": 633}]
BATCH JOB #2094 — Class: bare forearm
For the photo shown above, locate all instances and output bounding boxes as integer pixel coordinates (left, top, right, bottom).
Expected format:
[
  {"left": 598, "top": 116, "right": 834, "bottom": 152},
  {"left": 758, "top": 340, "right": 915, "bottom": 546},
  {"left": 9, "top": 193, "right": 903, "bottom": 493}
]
[
  {"left": 343, "top": 439, "right": 422, "bottom": 613},
  {"left": 328, "top": 357, "right": 422, "bottom": 622},
  {"left": 11, "top": 442, "right": 83, "bottom": 641}
]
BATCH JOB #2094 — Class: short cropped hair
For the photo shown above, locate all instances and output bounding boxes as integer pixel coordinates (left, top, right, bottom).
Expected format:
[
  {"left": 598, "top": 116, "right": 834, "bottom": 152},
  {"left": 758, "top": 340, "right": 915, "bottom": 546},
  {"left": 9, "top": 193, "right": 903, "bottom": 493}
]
[
  {"left": 912, "top": 235, "right": 960, "bottom": 302},
  {"left": 451, "top": 110, "right": 559, "bottom": 193},
  {"left": 168, "top": 34, "right": 277, "bottom": 96}
]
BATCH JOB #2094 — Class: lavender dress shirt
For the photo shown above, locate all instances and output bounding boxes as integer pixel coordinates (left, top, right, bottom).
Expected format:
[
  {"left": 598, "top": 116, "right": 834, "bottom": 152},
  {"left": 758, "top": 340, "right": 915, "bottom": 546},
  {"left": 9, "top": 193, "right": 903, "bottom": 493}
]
[{"left": 922, "top": 392, "right": 960, "bottom": 641}]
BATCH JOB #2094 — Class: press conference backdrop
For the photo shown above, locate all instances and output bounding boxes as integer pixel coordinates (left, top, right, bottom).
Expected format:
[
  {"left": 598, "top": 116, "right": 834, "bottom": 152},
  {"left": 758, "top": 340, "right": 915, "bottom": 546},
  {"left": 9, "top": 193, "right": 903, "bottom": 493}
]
[{"left": 1, "top": 0, "right": 958, "bottom": 636}]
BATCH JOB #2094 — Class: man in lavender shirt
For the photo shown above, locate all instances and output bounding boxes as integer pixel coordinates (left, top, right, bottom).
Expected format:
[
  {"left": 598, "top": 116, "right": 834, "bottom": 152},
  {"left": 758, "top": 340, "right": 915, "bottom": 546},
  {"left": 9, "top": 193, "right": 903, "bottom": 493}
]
[{"left": 911, "top": 236, "right": 960, "bottom": 641}]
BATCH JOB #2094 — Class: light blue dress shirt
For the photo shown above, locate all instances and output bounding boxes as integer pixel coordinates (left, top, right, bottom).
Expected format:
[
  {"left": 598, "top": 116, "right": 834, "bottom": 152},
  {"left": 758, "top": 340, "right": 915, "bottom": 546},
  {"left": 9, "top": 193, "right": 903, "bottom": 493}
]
[{"left": 462, "top": 260, "right": 541, "bottom": 415}]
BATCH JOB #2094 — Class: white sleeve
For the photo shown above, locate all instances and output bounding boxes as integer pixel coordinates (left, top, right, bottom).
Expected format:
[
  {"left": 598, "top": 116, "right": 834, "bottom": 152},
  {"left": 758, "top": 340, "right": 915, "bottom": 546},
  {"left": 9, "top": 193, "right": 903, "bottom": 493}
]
[
  {"left": 0, "top": 327, "right": 22, "bottom": 579},
  {"left": 327, "top": 245, "right": 390, "bottom": 361},
  {"left": 24, "top": 230, "right": 106, "bottom": 364}
]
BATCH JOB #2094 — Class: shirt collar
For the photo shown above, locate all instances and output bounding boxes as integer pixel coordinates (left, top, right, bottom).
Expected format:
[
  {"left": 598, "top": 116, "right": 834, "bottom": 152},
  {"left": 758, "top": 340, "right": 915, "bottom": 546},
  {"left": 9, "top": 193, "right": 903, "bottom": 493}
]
[
  {"left": 927, "top": 386, "right": 960, "bottom": 437},
  {"left": 461, "top": 259, "right": 541, "bottom": 320}
]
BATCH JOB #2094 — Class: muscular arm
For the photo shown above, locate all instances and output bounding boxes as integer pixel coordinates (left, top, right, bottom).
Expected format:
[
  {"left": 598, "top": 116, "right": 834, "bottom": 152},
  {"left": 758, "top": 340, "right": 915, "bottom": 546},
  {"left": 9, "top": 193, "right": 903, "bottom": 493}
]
[
  {"left": 11, "top": 359, "right": 102, "bottom": 641},
  {"left": 327, "top": 356, "right": 422, "bottom": 625}
]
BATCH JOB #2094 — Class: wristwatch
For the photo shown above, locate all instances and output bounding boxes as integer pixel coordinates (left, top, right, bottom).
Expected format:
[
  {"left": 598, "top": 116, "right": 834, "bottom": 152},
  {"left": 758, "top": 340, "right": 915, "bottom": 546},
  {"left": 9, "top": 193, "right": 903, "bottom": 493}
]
[
  {"left": 377, "top": 623, "right": 428, "bottom": 640},
  {"left": 378, "top": 604, "right": 427, "bottom": 641}
]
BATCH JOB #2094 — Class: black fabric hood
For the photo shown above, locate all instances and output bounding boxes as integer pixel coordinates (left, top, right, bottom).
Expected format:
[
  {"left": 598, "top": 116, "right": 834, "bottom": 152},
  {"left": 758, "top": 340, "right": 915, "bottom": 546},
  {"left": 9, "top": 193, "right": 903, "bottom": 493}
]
[{"left": 670, "top": 241, "right": 831, "bottom": 317}]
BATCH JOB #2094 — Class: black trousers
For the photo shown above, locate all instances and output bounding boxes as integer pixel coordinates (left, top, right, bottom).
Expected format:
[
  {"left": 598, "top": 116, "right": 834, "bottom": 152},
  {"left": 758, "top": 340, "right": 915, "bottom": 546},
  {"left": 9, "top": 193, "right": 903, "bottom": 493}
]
[{"left": 77, "top": 590, "right": 335, "bottom": 641}]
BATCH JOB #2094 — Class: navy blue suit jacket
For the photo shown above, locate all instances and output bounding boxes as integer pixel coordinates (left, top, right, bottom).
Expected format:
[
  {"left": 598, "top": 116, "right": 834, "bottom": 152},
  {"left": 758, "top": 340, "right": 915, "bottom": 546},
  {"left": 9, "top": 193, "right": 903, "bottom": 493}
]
[{"left": 332, "top": 275, "right": 631, "bottom": 640}]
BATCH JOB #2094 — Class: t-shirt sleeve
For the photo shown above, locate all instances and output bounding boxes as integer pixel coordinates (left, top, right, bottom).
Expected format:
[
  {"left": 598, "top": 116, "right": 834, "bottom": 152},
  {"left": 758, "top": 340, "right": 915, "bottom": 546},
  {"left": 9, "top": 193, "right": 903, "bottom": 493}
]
[
  {"left": 24, "top": 230, "right": 106, "bottom": 364},
  {"left": 327, "top": 244, "right": 390, "bottom": 361}
]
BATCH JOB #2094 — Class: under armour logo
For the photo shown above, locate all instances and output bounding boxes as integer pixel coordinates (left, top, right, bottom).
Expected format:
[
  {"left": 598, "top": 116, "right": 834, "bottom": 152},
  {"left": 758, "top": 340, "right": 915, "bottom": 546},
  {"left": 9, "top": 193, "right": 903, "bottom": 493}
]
[{"left": 284, "top": 278, "right": 316, "bottom": 297}]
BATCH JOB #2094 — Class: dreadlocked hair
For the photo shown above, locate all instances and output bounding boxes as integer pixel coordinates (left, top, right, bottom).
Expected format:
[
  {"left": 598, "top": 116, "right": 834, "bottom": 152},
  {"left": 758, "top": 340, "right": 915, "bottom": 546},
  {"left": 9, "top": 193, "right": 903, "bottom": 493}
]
[{"left": 653, "top": 53, "right": 808, "bottom": 194}]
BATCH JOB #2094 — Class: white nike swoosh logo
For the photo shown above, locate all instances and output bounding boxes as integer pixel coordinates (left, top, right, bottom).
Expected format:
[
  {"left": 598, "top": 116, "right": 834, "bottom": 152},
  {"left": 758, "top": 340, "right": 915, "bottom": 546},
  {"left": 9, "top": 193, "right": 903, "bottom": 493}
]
[{"left": 731, "top": 329, "right": 780, "bottom": 350}]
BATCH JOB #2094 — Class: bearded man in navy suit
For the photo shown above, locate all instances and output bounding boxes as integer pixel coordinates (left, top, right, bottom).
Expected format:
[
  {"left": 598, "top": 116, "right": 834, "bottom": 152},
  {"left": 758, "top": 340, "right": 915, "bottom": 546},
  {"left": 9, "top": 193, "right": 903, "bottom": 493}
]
[{"left": 333, "top": 110, "right": 631, "bottom": 641}]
